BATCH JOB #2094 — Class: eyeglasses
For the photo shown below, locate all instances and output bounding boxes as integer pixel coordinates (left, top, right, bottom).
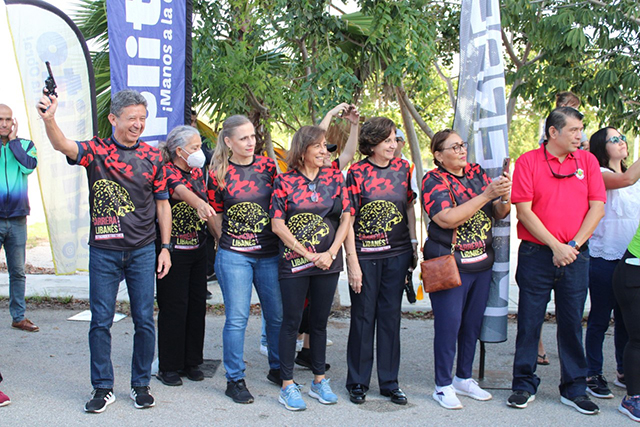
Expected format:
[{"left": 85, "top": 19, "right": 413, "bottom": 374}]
[
  {"left": 442, "top": 142, "right": 468, "bottom": 154},
  {"left": 543, "top": 145, "right": 579, "bottom": 179},
  {"left": 606, "top": 135, "right": 627, "bottom": 145},
  {"left": 308, "top": 182, "right": 319, "bottom": 202}
]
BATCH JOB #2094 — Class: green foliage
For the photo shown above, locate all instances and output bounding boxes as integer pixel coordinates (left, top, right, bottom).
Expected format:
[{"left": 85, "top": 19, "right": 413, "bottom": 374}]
[
  {"left": 73, "top": 0, "right": 111, "bottom": 138},
  {"left": 501, "top": 0, "right": 640, "bottom": 134}
]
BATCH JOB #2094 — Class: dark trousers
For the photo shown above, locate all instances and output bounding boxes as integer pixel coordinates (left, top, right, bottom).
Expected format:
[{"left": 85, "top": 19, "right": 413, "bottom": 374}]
[
  {"left": 586, "top": 256, "right": 628, "bottom": 376},
  {"left": 156, "top": 245, "right": 208, "bottom": 372},
  {"left": 279, "top": 273, "right": 339, "bottom": 381},
  {"left": 612, "top": 250, "right": 640, "bottom": 395},
  {"left": 346, "top": 251, "right": 412, "bottom": 393},
  {"left": 206, "top": 229, "right": 216, "bottom": 277},
  {"left": 429, "top": 269, "right": 492, "bottom": 386},
  {"left": 512, "top": 241, "right": 589, "bottom": 399}
]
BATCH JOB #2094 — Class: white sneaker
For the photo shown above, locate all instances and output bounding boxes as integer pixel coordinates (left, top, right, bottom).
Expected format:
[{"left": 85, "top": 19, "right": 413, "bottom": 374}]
[
  {"left": 260, "top": 344, "right": 268, "bottom": 357},
  {"left": 453, "top": 377, "right": 492, "bottom": 401},
  {"left": 326, "top": 338, "right": 334, "bottom": 346},
  {"left": 433, "top": 385, "right": 463, "bottom": 409}
]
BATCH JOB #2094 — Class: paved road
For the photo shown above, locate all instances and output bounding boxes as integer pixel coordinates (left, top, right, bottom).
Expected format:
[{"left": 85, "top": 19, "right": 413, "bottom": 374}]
[{"left": 0, "top": 307, "right": 626, "bottom": 426}]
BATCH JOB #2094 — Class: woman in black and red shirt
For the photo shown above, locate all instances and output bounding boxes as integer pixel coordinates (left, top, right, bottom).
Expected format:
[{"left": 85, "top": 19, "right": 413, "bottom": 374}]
[
  {"left": 156, "top": 125, "right": 215, "bottom": 387},
  {"left": 345, "top": 117, "right": 417, "bottom": 406},
  {"left": 271, "top": 126, "right": 351, "bottom": 411},
  {"left": 421, "top": 129, "right": 510, "bottom": 409},
  {"left": 207, "top": 115, "right": 282, "bottom": 404}
]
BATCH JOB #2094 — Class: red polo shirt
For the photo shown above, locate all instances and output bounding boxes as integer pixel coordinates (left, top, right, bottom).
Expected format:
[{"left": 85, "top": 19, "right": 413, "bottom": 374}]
[{"left": 511, "top": 145, "right": 606, "bottom": 245}]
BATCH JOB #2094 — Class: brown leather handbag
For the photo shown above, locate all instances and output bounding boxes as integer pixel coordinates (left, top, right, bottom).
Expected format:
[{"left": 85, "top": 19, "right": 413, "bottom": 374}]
[{"left": 420, "top": 171, "right": 462, "bottom": 293}]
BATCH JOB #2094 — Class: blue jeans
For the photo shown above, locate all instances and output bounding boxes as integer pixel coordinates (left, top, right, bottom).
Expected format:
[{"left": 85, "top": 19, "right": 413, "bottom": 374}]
[
  {"left": 215, "top": 248, "right": 282, "bottom": 381},
  {"left": 586, "top": 256, "right": 627, "bottom": 375},
  {"left": 89, "top": 243, "right": 156, "bottom": 389},
  {"left": 512, "top": 241, "right": 590, "bottom": 399},
  {"left": 0, "top": 217, "right": 27, "bottom": 322}
]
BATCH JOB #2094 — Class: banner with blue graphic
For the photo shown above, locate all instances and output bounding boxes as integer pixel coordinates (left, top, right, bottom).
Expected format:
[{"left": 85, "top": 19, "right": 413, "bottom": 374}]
[
  {"left": 6, "top": 0, "right": 96, "bottom": 274},
  {"left": 106, "top": 0, "right": 188, "bottom": 146}
]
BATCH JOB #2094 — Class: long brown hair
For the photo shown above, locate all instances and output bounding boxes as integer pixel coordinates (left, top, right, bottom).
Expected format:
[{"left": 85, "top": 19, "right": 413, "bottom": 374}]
[{"left": 210, "top": 115, "right": 252, "bottom": 190}]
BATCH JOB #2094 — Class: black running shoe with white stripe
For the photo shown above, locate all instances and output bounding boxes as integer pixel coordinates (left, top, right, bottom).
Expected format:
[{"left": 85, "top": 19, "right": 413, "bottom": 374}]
[
  {"left": 84, "top": 388, "right": 115, "bottom": 413},
  {"left": 130, "top": 386, "right": 155, "bottom": 409}
]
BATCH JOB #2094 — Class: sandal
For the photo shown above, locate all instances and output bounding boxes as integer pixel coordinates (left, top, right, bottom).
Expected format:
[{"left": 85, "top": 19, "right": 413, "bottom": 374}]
[{"left": 537, "top": 354, "right": 550, "bottom": 365}]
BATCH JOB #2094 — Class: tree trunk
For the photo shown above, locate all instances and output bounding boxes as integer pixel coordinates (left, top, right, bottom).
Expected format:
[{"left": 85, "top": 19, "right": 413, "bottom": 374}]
[{"left": 396, "top": 86, "right": 429, "bottom": 230}]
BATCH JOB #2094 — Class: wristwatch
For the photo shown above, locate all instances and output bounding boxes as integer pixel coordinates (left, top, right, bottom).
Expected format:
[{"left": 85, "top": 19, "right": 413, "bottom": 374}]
[
  {"left": 328, "top": 250, "right": 337, "bottom": 260},
  {"left": 161, "top": 243, "right": 174, "bottom": 253},
  {"left": 567, "top": 240, "right": 580, "bottom": 250}
]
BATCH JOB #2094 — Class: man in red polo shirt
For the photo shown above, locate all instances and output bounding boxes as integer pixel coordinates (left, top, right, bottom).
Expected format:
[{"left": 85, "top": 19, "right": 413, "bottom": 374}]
[{"left": 507, "top": 107, "right": 605, "bottom": 415}]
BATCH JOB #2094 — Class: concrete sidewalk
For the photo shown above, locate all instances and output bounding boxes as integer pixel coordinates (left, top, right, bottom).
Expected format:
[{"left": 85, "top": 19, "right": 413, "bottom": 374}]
[
  {"left": 0, "top": 268, "right": 579, "bottom": 316},
  {"left": 0, "top": 307, "right": 625, "bottom": 427}
]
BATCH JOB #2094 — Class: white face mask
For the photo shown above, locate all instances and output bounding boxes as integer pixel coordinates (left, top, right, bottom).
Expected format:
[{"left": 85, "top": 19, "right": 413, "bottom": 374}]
[{"left": 181, "top": 148, "right": 206, "bottom": 169}]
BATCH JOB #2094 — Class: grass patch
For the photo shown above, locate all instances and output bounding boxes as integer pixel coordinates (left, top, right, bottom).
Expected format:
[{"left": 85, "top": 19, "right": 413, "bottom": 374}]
[{"left": 27, "top": 222, "right": 49, "bottom": 249}]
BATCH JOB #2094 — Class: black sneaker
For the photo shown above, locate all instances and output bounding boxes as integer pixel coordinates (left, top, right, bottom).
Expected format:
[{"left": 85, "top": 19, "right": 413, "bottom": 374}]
[
  {"left": 560, "top": 395, "right": 599, "bottom": 415},
  {"left": 180, "top": 366, "right": 204, "bottom": 382},
  {"left": 586, "top": 375, "right": 614, "bottom": 399},
  {"left": 507, "top": 390, "right": 535, "bottom": 408},
  {"left": 84, "top": 388, "right": 115, "bottom": 413},
  {"left": 295, "top": 348, "right": 331, "bottom": 371},
  {"left": 267, "top": 369, "right": 282, "bottom": 386},
  {"left": 225, "top": 379, "right": 254, "bottom": 404},
  {"left": 157, "top": 371, "right": 183, "bottom": 386},
  {"left": 130, "top": 386, "right": 155, "bottom": 409}
]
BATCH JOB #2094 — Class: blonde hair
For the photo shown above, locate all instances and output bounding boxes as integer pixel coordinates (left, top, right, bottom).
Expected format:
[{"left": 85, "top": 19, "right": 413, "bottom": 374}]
[{"left": 211, "top": 115, "right": 252, "bottom": 190}]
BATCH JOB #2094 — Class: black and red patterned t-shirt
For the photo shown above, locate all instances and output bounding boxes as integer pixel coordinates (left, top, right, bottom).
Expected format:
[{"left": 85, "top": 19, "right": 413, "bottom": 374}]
[
  {"left": 207, "top": 156, "right": 279, "bottom": 258},
  {"left": 421, "top": 164, "right": 494, "bottom": 273},
  {"left": 270, "top": 167, "right": 350, "bottom": 278},
  {"left": 347, "top": 157, "right": 415, "bottom": 260},
  {"left": 164, "top": 162, "right": 207, "bottom": 250},
  {"left": 68, "top": 136, "right": 168, "bottom": 250}
]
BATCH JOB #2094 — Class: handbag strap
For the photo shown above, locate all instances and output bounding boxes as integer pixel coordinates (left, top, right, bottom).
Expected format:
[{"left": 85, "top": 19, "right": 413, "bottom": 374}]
[{"left": 434, "top": 169, "right": 457, "bottom": 254}]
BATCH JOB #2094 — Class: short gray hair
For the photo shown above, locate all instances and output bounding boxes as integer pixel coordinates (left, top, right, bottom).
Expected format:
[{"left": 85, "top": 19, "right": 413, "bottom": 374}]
[
  {"left": 159, "top": 125, "right": 200, "bottom": 162},
  {"left": 110, "top": 90, "right": 147, "bottom": 117}
]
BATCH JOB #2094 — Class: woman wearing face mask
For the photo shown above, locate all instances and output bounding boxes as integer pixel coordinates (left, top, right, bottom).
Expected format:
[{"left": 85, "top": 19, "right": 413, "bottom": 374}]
[
  {"left": 156, "top": 125, "right": 215, "bottom": 387},
  {"left": 208, "top": 115, "right": 282, "bottom": 404}
]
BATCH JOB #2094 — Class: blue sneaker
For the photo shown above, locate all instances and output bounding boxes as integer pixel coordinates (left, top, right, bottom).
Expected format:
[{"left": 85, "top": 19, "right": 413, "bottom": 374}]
[
  {"left": 619, "top": 395, "right": 640, "bottom": 422},
  {"left": 279, "top": 384, "right": 307, "bottom": 411},
  {"left": 309, "top": 378, "right": 338, "bottom": 405}
]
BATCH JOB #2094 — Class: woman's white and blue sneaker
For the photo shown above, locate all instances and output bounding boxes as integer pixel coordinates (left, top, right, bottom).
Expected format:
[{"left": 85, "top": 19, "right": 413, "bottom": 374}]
[
  {"left": 433, "top": 384, "right": 463, "bottom": 409},
  {"left": 453, "top": 376, "right": 492, "bottom": 401},
  {"left": 309, "top": 378, "right": 338, "bottom": 404},
  {"left": 279, "top": 384, "right": 307, "bottom": 411},
  {"left": 619, "top": 395, "right": 640, "bottom": 422}
]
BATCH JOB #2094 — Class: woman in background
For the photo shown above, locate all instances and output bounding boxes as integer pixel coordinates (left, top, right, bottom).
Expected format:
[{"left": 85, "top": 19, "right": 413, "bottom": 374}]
[{"left": 585, "top": 127, "right": 640, "bottom": 398}]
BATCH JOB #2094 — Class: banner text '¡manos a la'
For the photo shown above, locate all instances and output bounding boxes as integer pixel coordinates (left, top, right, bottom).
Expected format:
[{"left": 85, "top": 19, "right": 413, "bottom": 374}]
[{"left": 109, "top": 0, "right": 186, "bottom": 144}]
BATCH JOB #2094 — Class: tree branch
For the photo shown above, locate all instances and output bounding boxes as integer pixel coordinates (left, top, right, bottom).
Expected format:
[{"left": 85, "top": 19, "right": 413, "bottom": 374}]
[
  {"left": 501, "top": 29, "right": 523, "bottom": 68},
  {"left": 584, "top": 0, "right": 640, "bottom": 26},
  {"left": 434, "top": 62, "right": 456, "bottom": 110},
  {"left": 397, "top": 84, "right": 435, "bottom": 139},
  {"left": 297, "top": 37, "right": 317, "bottom": 124}
]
